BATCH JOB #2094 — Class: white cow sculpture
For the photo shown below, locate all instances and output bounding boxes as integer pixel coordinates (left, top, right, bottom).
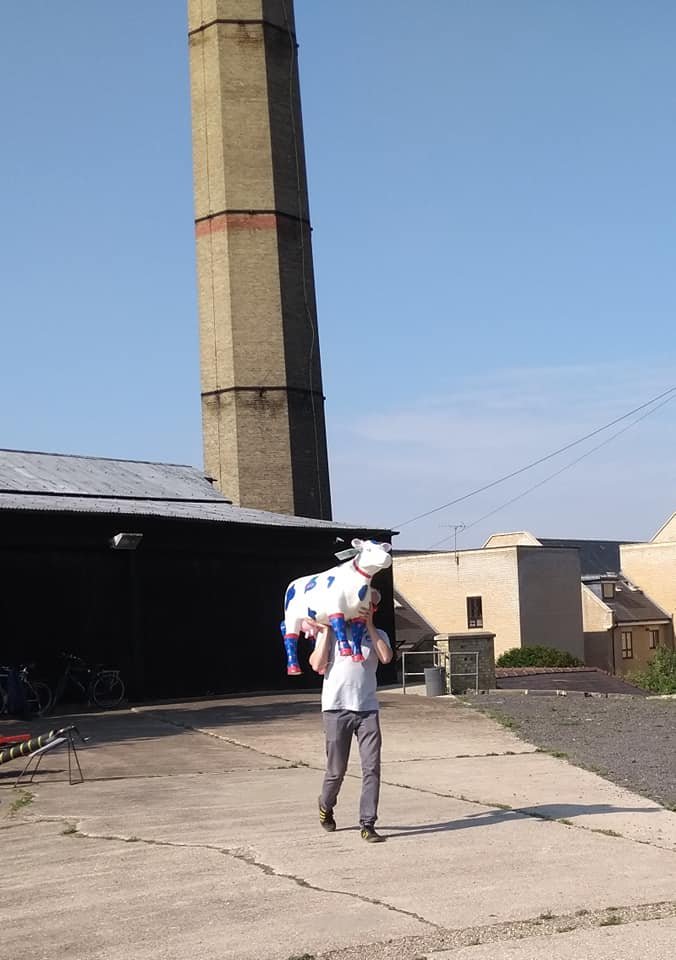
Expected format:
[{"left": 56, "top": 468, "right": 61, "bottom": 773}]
[{"left": 281, "top": 539, "right": 392, "bottom": 675}]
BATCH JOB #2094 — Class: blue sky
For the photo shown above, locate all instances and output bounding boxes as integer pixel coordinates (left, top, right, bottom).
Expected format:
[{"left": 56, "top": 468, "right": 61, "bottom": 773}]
[{"left": 1, "top": 1, "right": 674, "bottom": 548}]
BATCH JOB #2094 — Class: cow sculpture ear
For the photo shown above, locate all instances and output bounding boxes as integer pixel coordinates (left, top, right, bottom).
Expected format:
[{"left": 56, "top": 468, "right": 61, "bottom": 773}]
[
  {"left": 351, "top": 538, "right": 363, "bottom": 550},
  {"left": 382, "top": 542, "right": 392, "bottom": 552}
]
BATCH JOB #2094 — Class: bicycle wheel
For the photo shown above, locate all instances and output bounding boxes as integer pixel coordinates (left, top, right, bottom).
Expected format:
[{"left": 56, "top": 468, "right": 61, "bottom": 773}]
[
  {"left": 90, "top": 672, "right": 125, "bottom": 709},
  {"left": 22, "top": 680, "right": 53, "bottom": 716}
]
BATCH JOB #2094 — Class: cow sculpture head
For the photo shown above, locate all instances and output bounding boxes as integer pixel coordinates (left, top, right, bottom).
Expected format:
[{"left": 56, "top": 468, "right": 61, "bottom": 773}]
[{"left": 351, "top": 538, "right": 392, "bottom": 575}]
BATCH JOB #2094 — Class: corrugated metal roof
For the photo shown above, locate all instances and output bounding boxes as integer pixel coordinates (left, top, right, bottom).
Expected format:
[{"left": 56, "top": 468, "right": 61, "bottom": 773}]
[
  {"left": 0, "top": 448, "right": 382, "bottom": 532},
  {"left": 0, "top": 448, "right": 226, "bottom": 501},
  {"left": 0, "top": 492, "right": 354, "bottom": 528}
]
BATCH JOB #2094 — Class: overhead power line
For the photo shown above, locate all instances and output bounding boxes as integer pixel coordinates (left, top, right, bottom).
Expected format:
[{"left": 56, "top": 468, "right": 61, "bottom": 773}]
[
  {"left": 428, "top": 391, "right": 676, "bottom": 548},
  {"left": 394, "top": 385, "right": 676, "bottom": 530}
]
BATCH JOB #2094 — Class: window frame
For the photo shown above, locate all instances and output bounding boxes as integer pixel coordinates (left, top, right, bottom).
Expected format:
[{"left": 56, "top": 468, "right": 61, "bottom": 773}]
[
  {"left": 601, "top": 581, "right": 615, "bottom": 600},
  {"left": 466, "top": 596, "right": 483, "bottom": 629},
  {"left": 648, "top": 629, "right": 659, "bottom": 650},
  {"left": 621, "top": 630, "right": 633, "bottom": 659}
]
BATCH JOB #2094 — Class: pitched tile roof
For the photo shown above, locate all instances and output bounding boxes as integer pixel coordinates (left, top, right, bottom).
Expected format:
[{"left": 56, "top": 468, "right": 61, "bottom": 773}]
[
  {"left": 537, "top": 538, "right": 628, "bottom": 576},
  {"left": 585, "top": 577, "right": 670, "bottom": 623}
]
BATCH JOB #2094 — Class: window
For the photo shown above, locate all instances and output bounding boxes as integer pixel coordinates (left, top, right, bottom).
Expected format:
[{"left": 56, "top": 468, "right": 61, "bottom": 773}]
[
  {"left": 621, "top": 631, "right": 633, "bottom": 659},
  {"left": 601, "top": 581, "right": 615, "bottom": 600},
  {"left": 467, "top": 596, "right": 483, "bottom": 629},
  {"left": 649, "top": 629, "right": 659, "bottom": 650}
]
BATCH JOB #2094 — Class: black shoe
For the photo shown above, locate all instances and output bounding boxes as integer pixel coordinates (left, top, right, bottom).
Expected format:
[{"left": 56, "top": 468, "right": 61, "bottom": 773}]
[
  {"left": 318, "top": 801, "right": 336, "bottom": 832},
  {"left": 360, "top": 824, "right": 386, "bottom": 843}
]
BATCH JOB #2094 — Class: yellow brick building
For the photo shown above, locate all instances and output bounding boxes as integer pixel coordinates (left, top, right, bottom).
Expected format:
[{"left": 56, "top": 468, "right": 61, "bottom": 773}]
[{"left": 394, "top": 539, "right": 585, "bottom": 662}]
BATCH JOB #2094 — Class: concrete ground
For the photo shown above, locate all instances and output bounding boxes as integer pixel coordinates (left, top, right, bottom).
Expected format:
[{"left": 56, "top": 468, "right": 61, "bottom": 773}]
[
  {"left": 1, "top": 691, "right": 675, "bottom": 960},
  {"left": 461, "top": 691, "right": 676, "bottom": 809}
]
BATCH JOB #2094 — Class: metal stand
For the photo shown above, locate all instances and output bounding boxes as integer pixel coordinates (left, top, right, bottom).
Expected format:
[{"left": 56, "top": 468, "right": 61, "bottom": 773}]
[
  {"left": 15, "top": 731, "right": 84, "bottom": 786},
  {"left": 401, "top": 646, "right": 450, "bottom": 693}
]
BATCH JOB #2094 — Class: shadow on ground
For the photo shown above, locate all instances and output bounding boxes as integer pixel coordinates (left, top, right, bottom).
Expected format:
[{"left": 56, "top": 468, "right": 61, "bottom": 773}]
[{"left": 382, "top": 802, "right": 662, "bottom": 837}]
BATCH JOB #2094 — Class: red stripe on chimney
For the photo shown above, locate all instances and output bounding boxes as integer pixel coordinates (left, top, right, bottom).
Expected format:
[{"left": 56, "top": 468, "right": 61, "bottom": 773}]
[{"left": 195, "top": 212, "right": 279, "bottom": 237}]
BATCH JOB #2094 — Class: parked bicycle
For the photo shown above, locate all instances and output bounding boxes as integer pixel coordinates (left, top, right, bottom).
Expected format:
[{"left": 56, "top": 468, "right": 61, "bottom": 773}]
[
  {"left": 0, "top": 664, "right": 53, "bottom": 716},
  {"left": 49, "top": 653, "right": 126, "bottom": 711}
]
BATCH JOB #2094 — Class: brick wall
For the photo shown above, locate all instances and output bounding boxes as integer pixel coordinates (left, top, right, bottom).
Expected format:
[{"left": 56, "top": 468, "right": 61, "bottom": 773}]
[
  {"left": 621, "top": 541, "right": 676, "bottom": 627},
  {"left": 434, "top": 633, "right": 496, "bottom": 692},
  {"left": 517, "top": 547, "right": 585, "bottom": 660},
  {"left": 188, "top": 0, "right": 331, "bottom": 518},
  {"left": 394, "top": 549, "right": 522, "bottom": 658}
]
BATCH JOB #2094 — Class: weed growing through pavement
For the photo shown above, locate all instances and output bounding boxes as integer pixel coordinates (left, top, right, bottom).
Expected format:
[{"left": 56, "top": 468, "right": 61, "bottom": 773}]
[
  {"left": 7, "top": 790, "right": 34, "bottom": 816},
  {"left": 484, "top": 710, "right": 519, "bottom": 730}
]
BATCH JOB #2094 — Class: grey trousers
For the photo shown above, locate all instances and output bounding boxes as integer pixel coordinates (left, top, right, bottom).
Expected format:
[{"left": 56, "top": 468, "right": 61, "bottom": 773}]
[{"left": 320, "top": 710, "right": 382, "bottom": 826}]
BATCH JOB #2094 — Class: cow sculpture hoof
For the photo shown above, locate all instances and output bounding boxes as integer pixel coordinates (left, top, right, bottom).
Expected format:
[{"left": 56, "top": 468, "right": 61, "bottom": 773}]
[
  {"left": 339, "top": 649, "right": 352, "bottom": 657},
  {"left": 287, "top": 666, "right": 302, "bottom": 676},
  {"left": 351, "top": 654, "right": 365, "bottom": 662}
]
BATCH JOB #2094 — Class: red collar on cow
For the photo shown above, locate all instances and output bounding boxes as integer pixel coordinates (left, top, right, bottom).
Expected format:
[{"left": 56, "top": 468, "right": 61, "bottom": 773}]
[{"left": 353, "top": 560, "right": 372, "bottom": 579}]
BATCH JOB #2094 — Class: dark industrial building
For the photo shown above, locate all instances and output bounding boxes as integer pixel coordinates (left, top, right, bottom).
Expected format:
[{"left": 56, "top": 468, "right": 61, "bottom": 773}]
[
  {"left": 0, "top": 449, "right": 395, "bottom": 700},
  {"left": 1, "top": 3, "right": 395, "bottom": 705}
]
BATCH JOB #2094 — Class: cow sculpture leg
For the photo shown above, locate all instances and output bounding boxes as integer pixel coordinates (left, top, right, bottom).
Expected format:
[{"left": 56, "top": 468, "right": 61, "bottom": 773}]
[
  {"left": 349, "top": 617, "right": 366, "bottom": 662},
  {"left": 281, "top": 621, "right": 302, "bottom": 676},
  {"left": 329, "top": 614, "right": 352, "bottom": 657}
]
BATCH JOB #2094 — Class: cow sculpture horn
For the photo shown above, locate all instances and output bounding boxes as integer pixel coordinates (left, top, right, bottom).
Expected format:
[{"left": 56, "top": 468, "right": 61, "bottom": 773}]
[{"left": 334, "top": 547, "right": 359, "bottom": 561}]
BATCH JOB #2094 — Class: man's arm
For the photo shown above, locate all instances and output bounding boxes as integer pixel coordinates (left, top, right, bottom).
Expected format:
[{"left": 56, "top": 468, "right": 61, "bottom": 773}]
[
  {"left": 365, "top": 611, "right": 393, "bottom": 664},
  {"left": 308, "top": 623, "right": 331, "bottom": 674}
]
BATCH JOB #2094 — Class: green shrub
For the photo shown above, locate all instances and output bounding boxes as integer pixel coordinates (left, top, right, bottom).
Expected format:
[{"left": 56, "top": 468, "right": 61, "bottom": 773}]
[
  {"left": 496, "top": 646, "right": 583, "bottom": 668},
  {"left": 630, "top": 647, "right": 676, "bottom": 694}
]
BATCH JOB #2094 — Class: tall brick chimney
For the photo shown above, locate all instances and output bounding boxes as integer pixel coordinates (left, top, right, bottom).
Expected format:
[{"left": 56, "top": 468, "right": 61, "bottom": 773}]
[{"left": 187, "top": 0, "right": 332, "bottom": 519}]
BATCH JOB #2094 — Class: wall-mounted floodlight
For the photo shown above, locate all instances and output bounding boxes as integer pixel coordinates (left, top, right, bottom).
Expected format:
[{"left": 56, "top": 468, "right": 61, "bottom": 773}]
[{"left": 110, "top": 532, "right": 144, "bottom": 550}]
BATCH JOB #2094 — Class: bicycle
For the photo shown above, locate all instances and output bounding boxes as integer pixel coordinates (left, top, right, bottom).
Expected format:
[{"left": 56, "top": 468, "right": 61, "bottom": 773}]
[
  {"left": 50, "top": 653, "right": 126, "bottom": 711},
  {"left": 0, "top": 664, "right": 53, "bottom": 716}
]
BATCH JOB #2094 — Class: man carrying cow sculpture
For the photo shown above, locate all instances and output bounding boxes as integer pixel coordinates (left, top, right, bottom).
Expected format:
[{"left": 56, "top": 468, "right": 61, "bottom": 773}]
[
  {"left": 310, "top": 588, "right": 392, "bottom": 843},
  {"left": 280, "top": 539, "right": 393, "bottom": 843}
]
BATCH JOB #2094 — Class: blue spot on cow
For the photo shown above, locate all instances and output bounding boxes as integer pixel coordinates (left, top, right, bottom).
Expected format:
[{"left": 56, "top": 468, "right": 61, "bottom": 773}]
[
  {"left": 307, "top": 608, "right": 317, "bottom": 619},
  {"left": 358, "top": 584, "right": 369, "bottom": 601},
  {"left": 326, "top": 576, "right": 335, "bottom": 588},
  {"left": 304, "top": 577, "right": 318, "bottom": 593},
  {"left": 284, "top": 585, "right": 296, "bottom": 610}
]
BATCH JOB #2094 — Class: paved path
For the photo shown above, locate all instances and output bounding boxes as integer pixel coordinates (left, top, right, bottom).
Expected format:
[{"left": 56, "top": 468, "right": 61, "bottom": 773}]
[{"left": 1, "top": 692, "right": 675, "bottom": 960}]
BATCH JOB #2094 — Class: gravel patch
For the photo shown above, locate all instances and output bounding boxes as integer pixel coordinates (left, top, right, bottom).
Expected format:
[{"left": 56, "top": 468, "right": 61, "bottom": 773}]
[{"left": 461, "top": 694, "right": 676, "bottom": 810}]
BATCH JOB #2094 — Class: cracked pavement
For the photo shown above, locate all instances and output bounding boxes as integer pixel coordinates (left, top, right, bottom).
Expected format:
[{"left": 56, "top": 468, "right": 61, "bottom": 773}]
[{"left": 1, "top": 691, "right": 675, "bottom": 960}]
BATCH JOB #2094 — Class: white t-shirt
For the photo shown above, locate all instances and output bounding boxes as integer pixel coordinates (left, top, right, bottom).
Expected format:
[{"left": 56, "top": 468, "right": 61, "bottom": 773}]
[{"left": 321, "top": 626, "right": 391, "bottom": 713}]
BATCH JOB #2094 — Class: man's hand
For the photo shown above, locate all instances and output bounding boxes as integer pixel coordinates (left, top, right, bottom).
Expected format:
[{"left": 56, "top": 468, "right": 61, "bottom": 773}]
[
  {"left": 308, "top": 622, "right": 331, "bottom": 675},
  {"left": 364, "top": 607, "right": 393, "bottom": 664}
]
